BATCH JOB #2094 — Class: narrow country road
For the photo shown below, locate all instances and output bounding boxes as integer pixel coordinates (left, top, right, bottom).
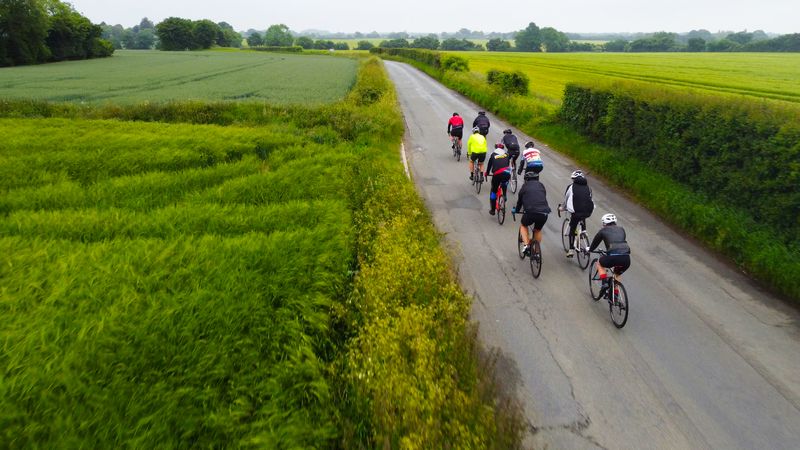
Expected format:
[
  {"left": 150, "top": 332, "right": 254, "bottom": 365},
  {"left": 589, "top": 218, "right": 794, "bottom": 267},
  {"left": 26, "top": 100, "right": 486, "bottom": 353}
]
[{"left": 384, "top": 61, "right": 800, "bottom": 449}]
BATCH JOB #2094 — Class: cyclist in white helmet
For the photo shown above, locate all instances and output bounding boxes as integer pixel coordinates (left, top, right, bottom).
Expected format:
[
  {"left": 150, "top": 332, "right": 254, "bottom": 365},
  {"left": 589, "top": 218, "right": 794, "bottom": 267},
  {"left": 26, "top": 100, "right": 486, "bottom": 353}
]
[
  {"left": 588, "top": 213, "right": 631, "bottom": 292},
  {"left": 562, "top": 170, "right": 594, "bottom": 257}
]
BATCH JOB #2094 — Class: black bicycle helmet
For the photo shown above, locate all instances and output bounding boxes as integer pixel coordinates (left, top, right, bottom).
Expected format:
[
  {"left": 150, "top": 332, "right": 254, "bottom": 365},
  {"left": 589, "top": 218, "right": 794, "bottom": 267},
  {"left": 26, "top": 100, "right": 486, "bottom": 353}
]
[
  {"left": 524, "top": 141, "right": 535, "bottom": 148},
  {"left": 524, "top": 171, "right": 539, "bottom": 181},
  {"left": 452, "top": 112, "right": 459, "bottom": 116},
  {"left": 478, "top": 110, "right": 486, "bottom": 115},
  {"left": 503, "top": 128, "right": 512, "bottom": 134}
]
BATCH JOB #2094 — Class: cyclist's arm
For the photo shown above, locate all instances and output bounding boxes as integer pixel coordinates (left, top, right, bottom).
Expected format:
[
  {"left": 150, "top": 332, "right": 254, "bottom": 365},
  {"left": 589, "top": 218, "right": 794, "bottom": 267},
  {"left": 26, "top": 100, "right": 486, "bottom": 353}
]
[
  {"left": 589, "top": 230, "right": 604, "bottom": 252},
  {"left": 485, "top": 153, "right": 494, "bottom": 174},
  {"left": 515, "top": 187, "right": 524, "bottom": 211}
]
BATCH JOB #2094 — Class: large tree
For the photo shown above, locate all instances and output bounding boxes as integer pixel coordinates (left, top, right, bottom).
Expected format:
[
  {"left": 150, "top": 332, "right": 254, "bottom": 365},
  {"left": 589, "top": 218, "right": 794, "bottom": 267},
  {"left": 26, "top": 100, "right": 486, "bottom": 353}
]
[
  {"left": 411, "top": 34, "right": 439, "bottom": 50},
  {"left": 192, "top": 19, "right": 219, "bottom": 49},
  {"left": 155, "top": 17, "right": 195, "bottom": 50},
  {"left": 515, "top": 22, "right": 542, "bottom": 52},
  {"left": 540, "top": 27, "right": 569, "bottom": 52},
  {"left": 0, "top": 0, "right": 50, "bottom": 66},
  {"left": 263, "top": 23, "right": 293, "bottom": 46}
]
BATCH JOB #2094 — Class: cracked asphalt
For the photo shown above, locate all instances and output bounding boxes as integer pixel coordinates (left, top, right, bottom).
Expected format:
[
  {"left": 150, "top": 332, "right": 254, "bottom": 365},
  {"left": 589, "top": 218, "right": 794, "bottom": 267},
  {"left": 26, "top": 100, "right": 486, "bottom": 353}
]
[{"left": 385, "top": 60, "right": 800, "bottom": 450}]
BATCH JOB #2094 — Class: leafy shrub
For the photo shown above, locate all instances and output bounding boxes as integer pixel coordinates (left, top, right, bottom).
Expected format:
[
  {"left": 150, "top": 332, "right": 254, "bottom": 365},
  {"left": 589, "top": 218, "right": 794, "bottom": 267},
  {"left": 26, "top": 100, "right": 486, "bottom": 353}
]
[
  {"left": 247, "top": 45, "right": 303, "bottom": 53},
  {"left": 486, "top": 69, "right": 530, "bottom": 95},
  {"left": 441, "top": 54, "right": 469, "bottom": 72}
]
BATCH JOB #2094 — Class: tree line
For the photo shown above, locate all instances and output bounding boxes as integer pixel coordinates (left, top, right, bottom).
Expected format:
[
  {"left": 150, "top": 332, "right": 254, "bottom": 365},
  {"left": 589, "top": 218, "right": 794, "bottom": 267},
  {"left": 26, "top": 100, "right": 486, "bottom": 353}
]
[{"left": 0, "top": 0, "right": 113, "bottom": 67}]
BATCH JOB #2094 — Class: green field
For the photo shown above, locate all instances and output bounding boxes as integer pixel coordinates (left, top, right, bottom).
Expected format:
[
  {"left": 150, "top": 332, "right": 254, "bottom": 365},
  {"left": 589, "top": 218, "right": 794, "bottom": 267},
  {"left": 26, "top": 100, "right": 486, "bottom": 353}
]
[
  {"left": 454, "top": 52, "right": 800, "bottom": 104},
  {"left": 0, "top": 56, "right": 517, "bottom": 447},
  {"left": 0, "top": 50, "right": 358, "bottom": 104}
]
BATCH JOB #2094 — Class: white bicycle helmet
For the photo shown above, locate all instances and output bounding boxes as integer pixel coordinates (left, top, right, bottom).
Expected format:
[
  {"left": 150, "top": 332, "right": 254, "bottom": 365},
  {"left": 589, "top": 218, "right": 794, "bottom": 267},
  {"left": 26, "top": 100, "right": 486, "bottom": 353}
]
[
  {"left": 601, "top": 213, "right": 617, "bottom": 225},
  {"left": 571, "top": 170, "right": 584, "bottom": 179},
  {"left": 472, "top": 126, "right": 480, "bottom": 133}
]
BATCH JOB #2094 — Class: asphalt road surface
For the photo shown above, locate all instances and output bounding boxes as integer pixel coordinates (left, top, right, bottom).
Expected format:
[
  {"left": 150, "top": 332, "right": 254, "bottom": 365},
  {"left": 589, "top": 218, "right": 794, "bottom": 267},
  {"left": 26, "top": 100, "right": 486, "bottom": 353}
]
[{"left": 384, "top": 61, "right": 800, "bottom": 450}]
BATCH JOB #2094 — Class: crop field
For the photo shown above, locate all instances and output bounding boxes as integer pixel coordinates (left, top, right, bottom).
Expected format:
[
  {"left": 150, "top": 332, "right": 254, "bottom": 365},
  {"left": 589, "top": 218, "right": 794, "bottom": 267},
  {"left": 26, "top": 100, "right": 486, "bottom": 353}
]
[
  {"left": 0, "top": 116, "right": 358, "bottom": 446},
  {"left": 0, "top": 50, "right": 358, "bottom": 104},
  {"left": 455, "top": 52, "right": 800, "bottom": 104},
  {"left": 0, "top": 57, "right": 513, "bottom": 448}
]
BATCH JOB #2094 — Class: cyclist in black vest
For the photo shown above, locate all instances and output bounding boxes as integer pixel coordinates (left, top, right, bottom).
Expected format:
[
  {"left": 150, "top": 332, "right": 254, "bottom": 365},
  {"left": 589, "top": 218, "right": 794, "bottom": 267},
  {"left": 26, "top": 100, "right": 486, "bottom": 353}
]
[
  {"left": 512, "top": 171, "right": 551, "bottom": 255},
  {"left": 501, "top": 129, "right": 520, "bottom": 172},
  {"left": 473, "top": 111, "right": 490, "bottom": 136},
  {"left": 588, "top": 213, "right": 631, "bottom": 291},
  {"left": 562, "top": 170, "right": 594, "bottom": 257}
]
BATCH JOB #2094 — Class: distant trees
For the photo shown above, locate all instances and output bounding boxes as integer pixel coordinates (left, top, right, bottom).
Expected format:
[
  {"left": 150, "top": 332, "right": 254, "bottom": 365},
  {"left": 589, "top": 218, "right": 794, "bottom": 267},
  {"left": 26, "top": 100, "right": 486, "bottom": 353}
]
[
  {"left": 687, "top": 38, "right": 706, "bottom": 52},
  {"left": 247, "top": 32, "right": 263, "bottom": 47},
  {"left": 440, "top": 38, "right": 482, "bottom": 51},
  {"left": 603, "top": 40, "right": 628, "bottom": 52},
  {"left": 263, "top": 24, "right": 293, "bottom": 46},
  {"left": 356, "top": 40, "right": 374, "bottom": 50},
  {"left": 411, "top": 34, "right": 439, "bottom": 50},
  {"left": 379, "top": 38, "right": 409, "bottom": 48},
  {"left": 294, "top": 36, "right": 314, "bottom": 49},
  {"left": 486, "top": 38, "right": 511, "bottom": 52},
  {"left": 0, "top": 0, "right": 113, "bottom": 66},
  {"left": 540, "top": 27, "right": 570, "bottom": 52},
  {"left": 515, "top": 22, "right": 541, "bottom": 52},
  {"left": 154, "top": 17, "right": 242, "bottom": 50}
]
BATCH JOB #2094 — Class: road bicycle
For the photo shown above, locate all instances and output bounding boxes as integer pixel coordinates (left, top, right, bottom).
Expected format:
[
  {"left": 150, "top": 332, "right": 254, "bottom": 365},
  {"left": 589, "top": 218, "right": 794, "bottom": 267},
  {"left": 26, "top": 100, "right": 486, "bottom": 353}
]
[
  {"left": 589, "top": 251, "right": 629, "bottom": 328},
  {"left": 451, "top": 135, "right": 461, "bottom": 161},
  {"left": 512, "top": 209, "right": 542, "bottom": 278},
  {"left": 489, "top": 174, "right": 508, "bottom": 225},
  {"left": 558, "top": 204, "right": 590, "bottom": 270},
  {"left": 471, "top": 159, "right": 484, "bottom": 194},
  {"left": 509, "top": 160, "right": 518, "bottom": 194}
]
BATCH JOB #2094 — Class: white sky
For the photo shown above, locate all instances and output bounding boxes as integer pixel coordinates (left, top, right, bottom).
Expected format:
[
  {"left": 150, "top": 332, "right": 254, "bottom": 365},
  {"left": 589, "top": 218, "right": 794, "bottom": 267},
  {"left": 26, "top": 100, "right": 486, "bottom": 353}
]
[{"left": 69, "top": 0, "right": 796, "bottom": 35}]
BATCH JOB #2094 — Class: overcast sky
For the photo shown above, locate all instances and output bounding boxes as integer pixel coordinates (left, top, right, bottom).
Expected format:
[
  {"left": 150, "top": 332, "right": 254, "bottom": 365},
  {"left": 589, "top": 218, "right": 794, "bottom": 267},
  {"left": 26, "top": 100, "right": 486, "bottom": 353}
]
[{"left": 69, "top": 0, "right": 796, "bottom": 35}]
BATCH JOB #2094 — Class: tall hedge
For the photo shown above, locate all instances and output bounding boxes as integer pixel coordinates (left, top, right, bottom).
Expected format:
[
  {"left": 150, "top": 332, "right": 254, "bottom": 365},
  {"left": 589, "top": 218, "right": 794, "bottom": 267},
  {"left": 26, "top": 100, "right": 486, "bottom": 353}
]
[{"left": 560, "top": 83, "right": 800, "bottom": 242}]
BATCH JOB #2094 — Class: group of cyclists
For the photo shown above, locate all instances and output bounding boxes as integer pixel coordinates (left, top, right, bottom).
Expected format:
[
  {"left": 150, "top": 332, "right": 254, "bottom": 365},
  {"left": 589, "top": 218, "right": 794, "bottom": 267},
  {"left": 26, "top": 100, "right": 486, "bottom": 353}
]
[{"left": 447, "top": 111, "right": 632, "bottom": 290}]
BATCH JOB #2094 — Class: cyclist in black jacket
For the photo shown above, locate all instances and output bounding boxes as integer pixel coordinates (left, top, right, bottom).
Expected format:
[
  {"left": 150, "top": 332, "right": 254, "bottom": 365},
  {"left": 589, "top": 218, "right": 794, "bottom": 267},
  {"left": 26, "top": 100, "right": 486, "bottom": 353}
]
[
  {"left": 485, "top": 143, "right": 512, "bottom": 215},
  {"left": 501, "top": 129, "right": 520, "bottom": 172},
  {"left": 589, "top": 213, "right": 631, "bottom": 288},
  {"left": 512, "top": 171, "right": 551, "bottom": 254},
  {"left": 562, "top": 170, "right": 594, "bottom": 257},
  {"left": 473, "top": 111, "right": 490, "bottom": 136}
]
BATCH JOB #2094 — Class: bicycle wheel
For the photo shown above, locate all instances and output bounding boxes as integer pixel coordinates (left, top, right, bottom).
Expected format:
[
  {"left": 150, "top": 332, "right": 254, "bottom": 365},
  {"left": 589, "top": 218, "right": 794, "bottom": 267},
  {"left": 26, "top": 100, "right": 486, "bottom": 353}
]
[
  {"left": 475, "top": 171, "right": 482, "bottom": 194},
  {"left": 561, "top": 218, "right": 570, "bottom": 252},
  {"left": 510, "top": 172, "right": 518, "bottom": 194},
  {"left": 610, "top": 281, "right": 629, "bottom": 328},
  {"left": 517, "top": 230, "right": 526, "bottom": 259},
  {"left": 588, "top": 259, "right": 602, "bottom": 301},
  {"left": 497, "top": 194, "right": 505, "bottom": 225},
  {"left": 577, "top": 234, "right": 591, "bottom": 270},
  {"left": 530, "top": 240, "right": 542, "bottom": 278},
  {"left": 457, "top": 145, "right": 461, "bottom": 162}
]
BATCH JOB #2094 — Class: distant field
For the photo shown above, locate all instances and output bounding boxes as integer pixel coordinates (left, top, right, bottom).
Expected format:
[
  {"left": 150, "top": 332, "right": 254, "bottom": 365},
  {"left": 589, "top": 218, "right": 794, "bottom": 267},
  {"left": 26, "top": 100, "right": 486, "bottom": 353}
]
[
  {"left": 454, "top": 52, "right": 800, "bottom": 104},
  {"left": 0, "top": 50, "right": 358, "bottom": 104}
]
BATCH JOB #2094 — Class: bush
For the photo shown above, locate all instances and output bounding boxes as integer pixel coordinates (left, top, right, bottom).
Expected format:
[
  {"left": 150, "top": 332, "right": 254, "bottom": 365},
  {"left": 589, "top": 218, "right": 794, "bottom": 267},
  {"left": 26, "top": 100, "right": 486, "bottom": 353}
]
[
  {"left": 441, "top": 55, "right": 469, "bottom": 71},
  {"left": 486, "top": 69, "right": 530, "bottom": 95},
  {"left": 247, "top": 45, "right": 303, "bottom": 53}
]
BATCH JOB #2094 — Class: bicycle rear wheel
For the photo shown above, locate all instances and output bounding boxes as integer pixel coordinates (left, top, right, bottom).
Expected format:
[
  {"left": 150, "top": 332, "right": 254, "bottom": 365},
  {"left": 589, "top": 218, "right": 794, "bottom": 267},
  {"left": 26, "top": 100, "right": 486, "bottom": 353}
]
[
  {"left": 517, "top": 230, "right": 526, "bottom": 259},
  {"left": 610, "top": 281, "right": 629, "bottom": 328},
  {"left": 457, "top": 145, "right": 461, "bottom": 162},
  {"left": 577, "top": 234, "right": 590, "bottom": 270},
  {"left": 561, "top": 218, "right": 570, "bottom": 252},
  {"left": 497, "top": 193, "right": 505, "bottom": 225},
  {"left": 530, "top": 240, "right": 542, "bottom": 278},
  {"left": 510, "top": 172, "right": 518, "bottom": 194},
  {"left": 475, "top": 172, "right": 482, "bottom": 194},
  {"left": 589, "top": 259, "right": 602, "bottom": 301}
]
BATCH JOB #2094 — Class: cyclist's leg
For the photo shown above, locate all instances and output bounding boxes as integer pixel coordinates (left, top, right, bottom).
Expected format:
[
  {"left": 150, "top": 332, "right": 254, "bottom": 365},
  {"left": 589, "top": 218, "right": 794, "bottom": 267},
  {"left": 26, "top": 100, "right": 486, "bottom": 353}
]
[
  {"left": 532, "top": 213, "right": 548, "bottom": 243},
  {"left": 489, "top": 176, "right": 501, "bottom": 211},
  {"left": 568, "top": 215, "right": 581, "bottom": 249},
  {"left": 520, "top": 213, "right": 533, "bottom": 246},
  {"left": 477, "top": 153, "right": 486, "bottom": 174}
]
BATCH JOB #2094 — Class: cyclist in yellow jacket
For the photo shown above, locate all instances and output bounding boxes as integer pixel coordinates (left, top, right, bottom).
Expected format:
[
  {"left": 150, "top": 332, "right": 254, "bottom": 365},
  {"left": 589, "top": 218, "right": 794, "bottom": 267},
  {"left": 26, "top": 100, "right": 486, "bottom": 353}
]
[{"left": 467, "top": 126, "right": 488, "bottom": 181}]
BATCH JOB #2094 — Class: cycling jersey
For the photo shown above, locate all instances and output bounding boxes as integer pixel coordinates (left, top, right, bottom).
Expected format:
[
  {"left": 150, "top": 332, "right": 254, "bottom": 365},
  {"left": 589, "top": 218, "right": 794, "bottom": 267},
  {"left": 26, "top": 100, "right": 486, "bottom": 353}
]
[
  {"left": 473, "top": 114, "right": 490, "bottom": 135},
  {"left": 501, "top": 134, "right": 520, "bottom": 153},
  {"left": 518, "top": 147, "right": 543, "bottom": 174},
  {"left": 467, "top": 133, "right": 487, "bottom": 156},
  {"left": 448, "top": 115, "right": 464, "bottom": 134},
  {"left": 564, "top": 177, "right": 594, "bottom": 216},
  {"left": 485, "top": 148, "right": 511, "bottom": 176},
  {"left": 589, "top": 225, "right": 631, "bottom": 256},
  {"left": 516, "top": 179, "right": 551, "bottom": 215}
]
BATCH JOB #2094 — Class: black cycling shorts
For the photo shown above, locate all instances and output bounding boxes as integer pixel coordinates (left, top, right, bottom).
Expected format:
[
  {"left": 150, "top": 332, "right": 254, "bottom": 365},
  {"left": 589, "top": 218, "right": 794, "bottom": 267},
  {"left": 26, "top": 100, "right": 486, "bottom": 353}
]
[
  {"left": 478, "top": 126, "right": 489, "bottom": 136},
  {"left": 599, "top": 254, "right": 630, "bottom": 275},
  {"left": 470, "top": 152, "right": 486, "bottom": 163},
  {"left": 522, "top": 212, "right": 548, "bottom": 230},
  {"left": 450, "top": 127, "right": 463, "bottom": 139}
]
